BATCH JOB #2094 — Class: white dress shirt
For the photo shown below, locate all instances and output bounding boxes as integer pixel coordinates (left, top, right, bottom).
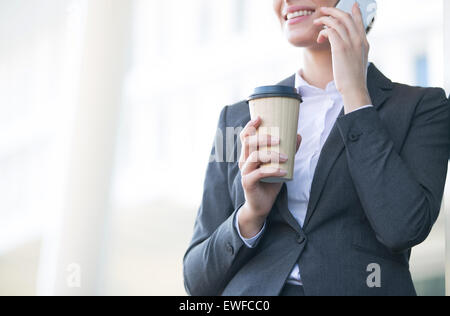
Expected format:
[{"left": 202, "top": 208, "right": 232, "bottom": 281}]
[{"left": 235, "top": 69, "right": 372, "bottom": 286}]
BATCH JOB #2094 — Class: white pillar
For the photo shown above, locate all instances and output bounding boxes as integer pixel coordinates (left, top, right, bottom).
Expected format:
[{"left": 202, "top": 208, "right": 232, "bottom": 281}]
[
  {"left": 444, "top": 0, "right": 450, "bottom": 296},
  {"left": 37, "top": 0, "right": 133, "bottom": 295}
]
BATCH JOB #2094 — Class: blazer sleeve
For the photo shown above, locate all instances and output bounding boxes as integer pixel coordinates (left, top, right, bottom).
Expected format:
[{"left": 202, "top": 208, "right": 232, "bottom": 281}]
[
  {"left": 183, "top": 106, "right": 257, "bottom": 296},
  {"left": 336, "top": 88, "right": 450, "bottom": 253}
]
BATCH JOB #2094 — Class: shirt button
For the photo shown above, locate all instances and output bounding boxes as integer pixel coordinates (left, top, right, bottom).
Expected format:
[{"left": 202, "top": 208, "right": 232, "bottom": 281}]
[{"left": 226, "top": 243, "right": 234, "bottom": 255}]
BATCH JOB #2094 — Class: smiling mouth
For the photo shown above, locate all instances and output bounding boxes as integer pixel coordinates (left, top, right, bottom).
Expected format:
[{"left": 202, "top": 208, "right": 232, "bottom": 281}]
[{"left": 285, "top": 10, "right": 315, "bottom": 21}]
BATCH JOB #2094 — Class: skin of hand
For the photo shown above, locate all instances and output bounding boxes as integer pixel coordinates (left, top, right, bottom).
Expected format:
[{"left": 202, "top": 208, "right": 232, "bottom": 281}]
[
  {"left": 314, "top": 3, "right": 373, "bottom": 114},
  {"left": 238, "top": 116, "right": 302, "bottom": 238}
]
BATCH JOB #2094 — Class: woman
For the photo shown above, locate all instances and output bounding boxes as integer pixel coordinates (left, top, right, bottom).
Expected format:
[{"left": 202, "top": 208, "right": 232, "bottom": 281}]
[{"left": 183, "top": 0, "right": 450, "bottom": 296}]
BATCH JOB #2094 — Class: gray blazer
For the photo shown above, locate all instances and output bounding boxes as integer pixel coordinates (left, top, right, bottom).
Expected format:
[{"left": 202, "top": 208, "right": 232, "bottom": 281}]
[{"left": 183, "top": 64, "right": 450, "bottom": 296}]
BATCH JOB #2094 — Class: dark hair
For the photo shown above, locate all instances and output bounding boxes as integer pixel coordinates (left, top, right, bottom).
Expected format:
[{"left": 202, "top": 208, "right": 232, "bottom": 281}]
[{"left": 366, "top": 16, "right": 375, "bottom": 34}]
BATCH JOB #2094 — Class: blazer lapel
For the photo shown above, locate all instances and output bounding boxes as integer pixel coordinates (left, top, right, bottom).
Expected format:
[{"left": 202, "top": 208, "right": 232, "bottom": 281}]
[
  {"left": 302, "top": 63, "right": 393, "bottom": 228},
  {"left": 274, "top": 182, "right": 303, "bottom": 233},
  {"left": 272, "top": 74, "right": 304, "bottom": 233},
  {"left": 301, "top": 112, "right": 345, "bottom": 228},
  {"left": 278, "top": 74, "right": 296, "bottom": 87}
]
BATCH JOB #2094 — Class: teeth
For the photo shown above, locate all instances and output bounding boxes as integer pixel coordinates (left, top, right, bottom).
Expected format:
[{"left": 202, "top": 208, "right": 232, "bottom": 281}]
[{"left": 287, "top": 10, "right": 314, "bottom": 20}]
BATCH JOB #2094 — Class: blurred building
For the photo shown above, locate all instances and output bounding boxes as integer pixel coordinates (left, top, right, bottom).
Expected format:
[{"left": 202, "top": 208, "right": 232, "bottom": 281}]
[{"left": 0, "top": 0, "right": 448, "bottom": 296}]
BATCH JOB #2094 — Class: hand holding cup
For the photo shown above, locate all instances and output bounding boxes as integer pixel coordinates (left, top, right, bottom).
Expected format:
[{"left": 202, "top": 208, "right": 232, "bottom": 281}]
[{"left": 238, "top": 116, "right": 302, "bottom": 238}]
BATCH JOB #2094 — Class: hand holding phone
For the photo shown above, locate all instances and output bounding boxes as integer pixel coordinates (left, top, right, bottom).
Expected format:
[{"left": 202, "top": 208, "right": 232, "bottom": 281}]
[{"left": 313, "top": 3, "right": 373, "bottom": 114}]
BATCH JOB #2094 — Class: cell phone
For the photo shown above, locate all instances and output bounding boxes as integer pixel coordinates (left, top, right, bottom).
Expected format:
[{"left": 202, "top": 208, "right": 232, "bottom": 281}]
[{"left": 336, "top": 0, "right": 377, "bottom": 31}]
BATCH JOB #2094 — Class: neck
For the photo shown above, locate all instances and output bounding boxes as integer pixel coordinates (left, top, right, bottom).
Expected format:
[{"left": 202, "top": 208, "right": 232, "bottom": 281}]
[{"left": 301, "top": 46, "right": 334, "bottom": 90}]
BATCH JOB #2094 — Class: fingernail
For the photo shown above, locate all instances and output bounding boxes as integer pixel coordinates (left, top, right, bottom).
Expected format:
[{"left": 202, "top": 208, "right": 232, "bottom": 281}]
[
  {"left": 280, "top": 154, "right": 288, "bottom": 160},
  {"left": 280, "top": 169, "right": 288, "bottom": 175},
  {"left": 271, "top": 136, "right": 280, "bottom": 143}
]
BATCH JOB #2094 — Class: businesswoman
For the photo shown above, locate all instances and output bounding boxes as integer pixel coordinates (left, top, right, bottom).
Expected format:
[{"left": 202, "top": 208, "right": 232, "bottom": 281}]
[{"left": 184, "top": 0, "right": 450, "bottom": 296}]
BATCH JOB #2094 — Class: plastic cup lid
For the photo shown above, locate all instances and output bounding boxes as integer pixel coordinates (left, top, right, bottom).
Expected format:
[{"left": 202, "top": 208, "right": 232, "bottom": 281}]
[{"left": 247, "top": 85, "right": 302, "bottom": 102}]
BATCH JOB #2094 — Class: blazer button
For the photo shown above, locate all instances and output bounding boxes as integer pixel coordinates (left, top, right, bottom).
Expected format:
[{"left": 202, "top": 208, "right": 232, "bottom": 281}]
[
  {"left": 349, "top": 132, "right": 361, "bottom": 142},
  {"left": 296, "top": 236, "right": 306, "bottom": 244},
  {"left": 226, "top": 243, "right": 234, "bottom": 255}
]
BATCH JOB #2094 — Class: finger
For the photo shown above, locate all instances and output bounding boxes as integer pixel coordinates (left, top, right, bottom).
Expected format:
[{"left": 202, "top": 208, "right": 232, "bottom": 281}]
[
  {"left": 245, "top": 134, "right": 280, "bottom": 151},
  {"left": 317, "top": 27, "right": 343, "bottom": 50},
  {"left": 241, "top": 150, "right": 288, "bottom": 175},
  {"left": 313, "top": 16, "right": 350, "bottom": 45},
  {"left": 239, "top": 117, "right": 262, "bottom": 168},
  {"left": 317, "top": 28, "right": 329, "bottom": 44},
  {"left": 240, "top": 116, "right": 261, "bottom": 141},
  {"left": 241, "top": 133, "right": 259, "bottom": 168},
  {"left": 296, "top": 134, "right": 302, "bottom": 152},
  {"left": 239, "top": 133, "right": 280, "bottom": 169},
  {"left": 352, "top": 2, "right": 366, "bottom": 35},
  {"left": 243, "top": 167, "right": 287, "bottom": 188},
  {"left": 241, "top": 150, "right": 267, "bottom": 175},
  {"left": 319, "top": 6, "right": 358, "bottom": 39}
]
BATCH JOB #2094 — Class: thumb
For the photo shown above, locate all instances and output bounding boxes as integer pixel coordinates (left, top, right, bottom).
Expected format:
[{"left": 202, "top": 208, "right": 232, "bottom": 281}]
[{"left": 296, "top": 134, "right": 302, "bottom": 152}]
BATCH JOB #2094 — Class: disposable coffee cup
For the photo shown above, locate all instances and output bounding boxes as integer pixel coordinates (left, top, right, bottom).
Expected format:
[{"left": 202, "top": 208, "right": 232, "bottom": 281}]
[{"left": 247, "top": 85, "right": 302, "bottom": 183}]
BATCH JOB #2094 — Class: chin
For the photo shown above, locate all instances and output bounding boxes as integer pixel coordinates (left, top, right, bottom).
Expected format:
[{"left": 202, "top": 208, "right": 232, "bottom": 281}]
[
  {"left": 286, "top": 36, "right": 317, "bottom": 47},
  {"left": 284, "top": 24, "right": 322, "bottom": 48},
  {"left": 285, "top": 32, "right": 319, "bottom": 48}
]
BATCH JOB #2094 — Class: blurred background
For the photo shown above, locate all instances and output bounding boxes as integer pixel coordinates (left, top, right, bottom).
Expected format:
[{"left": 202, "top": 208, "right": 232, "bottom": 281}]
[{"left": 0, "top": 0, "right": 449, "bottom": 296}]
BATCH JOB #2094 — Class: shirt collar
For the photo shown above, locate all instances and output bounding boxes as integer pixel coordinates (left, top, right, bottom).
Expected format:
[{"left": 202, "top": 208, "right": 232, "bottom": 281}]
[
  {"left": 295, "top": 70, "right": 337, "bottom": 97},
  {"left": 295, "top": 63, "right": 370, "bottom": 98}
]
